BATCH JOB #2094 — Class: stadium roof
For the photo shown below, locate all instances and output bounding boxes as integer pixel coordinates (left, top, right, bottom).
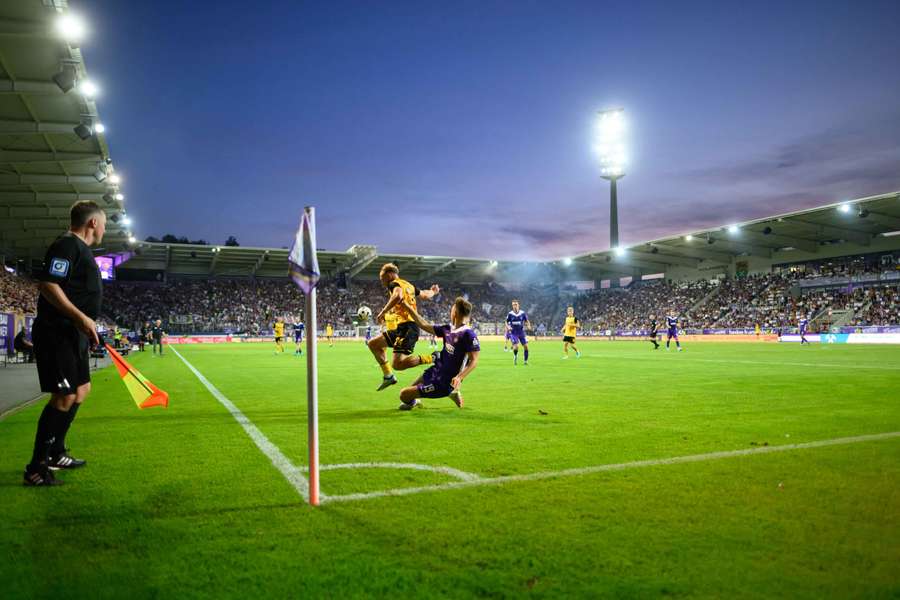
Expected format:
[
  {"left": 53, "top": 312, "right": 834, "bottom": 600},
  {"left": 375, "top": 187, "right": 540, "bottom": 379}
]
[
  {"left": 0, "top": 1, "right": 129, "bottom": 260},
  {"left": 115, "top": 191, "right": 900, "bottom": 282},
  {"left": 568, "top": 191, "right": 900, "bottom": 279}
]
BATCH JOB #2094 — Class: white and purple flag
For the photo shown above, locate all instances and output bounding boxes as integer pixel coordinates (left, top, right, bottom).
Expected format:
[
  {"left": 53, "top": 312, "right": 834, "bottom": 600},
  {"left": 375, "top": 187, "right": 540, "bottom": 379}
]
[{"left": 288, "top": 208, "right": 320, "bottom": 294}]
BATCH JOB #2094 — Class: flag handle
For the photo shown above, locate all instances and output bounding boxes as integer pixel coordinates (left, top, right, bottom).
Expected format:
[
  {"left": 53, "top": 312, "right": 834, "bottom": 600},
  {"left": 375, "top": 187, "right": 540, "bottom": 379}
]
[{"left": 305, "top": 206, "right": 320, "bottom": 506}]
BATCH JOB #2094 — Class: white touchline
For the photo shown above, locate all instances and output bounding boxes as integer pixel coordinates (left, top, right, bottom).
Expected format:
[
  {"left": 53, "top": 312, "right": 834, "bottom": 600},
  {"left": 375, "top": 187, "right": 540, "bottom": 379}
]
[
  {"left": 321, "top": 431, "right": 900, "bottom": 504},
  {"left": 171, "top": 346, "right": 313, "bottom": 502}
]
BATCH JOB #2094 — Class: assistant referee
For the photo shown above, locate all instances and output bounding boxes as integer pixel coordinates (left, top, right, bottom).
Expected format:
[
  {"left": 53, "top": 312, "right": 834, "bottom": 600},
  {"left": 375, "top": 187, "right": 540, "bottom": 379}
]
[{"left": 23, "top": 201, "right": 106, "bottom": 486}]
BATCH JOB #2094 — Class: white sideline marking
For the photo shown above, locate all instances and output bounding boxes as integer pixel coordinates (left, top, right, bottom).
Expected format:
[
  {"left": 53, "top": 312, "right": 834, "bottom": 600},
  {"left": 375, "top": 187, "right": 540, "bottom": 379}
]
[
  {"left": 300, "top": 462, "right": 482, "bottom": 482},
  {"left": 322, "top": 431, "right": 900, "bottom": 504},
  {"left": 172, "top": 347, "right": 312, "bottom": 502}
]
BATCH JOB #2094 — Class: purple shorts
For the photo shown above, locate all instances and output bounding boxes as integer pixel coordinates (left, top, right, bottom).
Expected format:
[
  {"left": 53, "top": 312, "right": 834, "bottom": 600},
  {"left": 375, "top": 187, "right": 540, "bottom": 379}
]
[
  {"left": 417, "top": 366, "right": 451, "bottom": 399},
  {"left": 667, "top": 329, "right": 678, "bottom": 339},
  {"left": 510, "top": 332, "right": 527, "bottom": 345}
]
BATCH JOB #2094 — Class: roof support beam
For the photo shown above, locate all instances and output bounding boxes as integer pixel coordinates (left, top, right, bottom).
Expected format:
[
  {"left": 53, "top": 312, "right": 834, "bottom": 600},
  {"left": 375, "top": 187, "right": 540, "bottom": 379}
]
[
  {"left": 0, "top": 173, "right": 104, "bottom": 185},
  {"left": 738, "top": 230, "right": 818, "bottom": 253},
  {"left": 0, "top": 150, "right": 102, "bottom": 164},
  {"left": 631, "top": 248, "right": 701, "bottom": 268},
  {"left": 0, "top": 79, "right": 63, "bottom": 95},
  {"left": 703, "top": 237, "right": 773, "bottom": 258},
  {"left": 789, "top": 218, "right": 873, "bottom": 246},
  {"left": 208, "top": 249, "right": 221, "bottom": 275},
  {"left": 422, "top": 258, "right": 456, "bottom": 279}
]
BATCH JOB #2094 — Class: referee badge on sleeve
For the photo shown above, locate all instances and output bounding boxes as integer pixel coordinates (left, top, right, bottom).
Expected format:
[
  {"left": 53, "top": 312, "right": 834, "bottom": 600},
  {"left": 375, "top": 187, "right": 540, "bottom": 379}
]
[{"left": 49, "top": 258, "right": 70, "bottom": 277}]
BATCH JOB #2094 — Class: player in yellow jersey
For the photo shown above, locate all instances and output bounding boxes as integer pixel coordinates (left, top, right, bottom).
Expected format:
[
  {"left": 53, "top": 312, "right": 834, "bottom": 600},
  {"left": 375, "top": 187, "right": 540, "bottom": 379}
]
[
  {"left": 367, "top": 262, "right": 440, "bottom": 391},
  {"left": 384, "top": 311, "right": 398, "bottom": 333},
  {"left": 754, "top": 322, "right": 761, "bottom": 337},
  {"left": 325, "top": 323, "right": 334, "bottom": 347},
  {"left": 560, "top": 306, "right": 581, "bottom": 359},
  {"left": 273, "top": 317, "right": 286, "bottom": 354}
]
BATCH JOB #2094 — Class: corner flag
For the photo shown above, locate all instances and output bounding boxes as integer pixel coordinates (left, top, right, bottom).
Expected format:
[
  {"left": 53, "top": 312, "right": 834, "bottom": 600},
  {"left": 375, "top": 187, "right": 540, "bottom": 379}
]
[
  {"left": 289, "top": 207, "right": 321, "bottom": 506},
  {"left": 288, "top": 208, "right": 320, "bottom": 293},
  {"left": 105, "top": 344, "right": 169, "bottom": 409}
]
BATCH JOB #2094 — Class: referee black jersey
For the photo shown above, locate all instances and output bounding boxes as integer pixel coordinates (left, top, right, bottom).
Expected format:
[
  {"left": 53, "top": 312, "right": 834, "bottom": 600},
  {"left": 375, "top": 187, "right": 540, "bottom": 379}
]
[
  {"left": 36, "top": 232, "right": 102, "bottom": 321},
  {"left": 32, "top": 232, "right": 102, "bottom": 394}
]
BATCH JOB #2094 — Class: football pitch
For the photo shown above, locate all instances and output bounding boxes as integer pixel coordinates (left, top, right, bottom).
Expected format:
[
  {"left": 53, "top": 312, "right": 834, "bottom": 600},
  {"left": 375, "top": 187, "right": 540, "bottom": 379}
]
[{"left": 2, "top": 340, "right": 899, "bottom": 598}]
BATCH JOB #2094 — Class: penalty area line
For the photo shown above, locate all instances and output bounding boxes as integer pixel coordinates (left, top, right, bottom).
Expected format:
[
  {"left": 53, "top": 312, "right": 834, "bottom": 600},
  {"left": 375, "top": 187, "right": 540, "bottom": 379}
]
[
  {"left": 322, "top": 431, "right": 900, "bottom": 504},
  {"left": 171, "top": 346, "right": 313, "bottom": 503}
]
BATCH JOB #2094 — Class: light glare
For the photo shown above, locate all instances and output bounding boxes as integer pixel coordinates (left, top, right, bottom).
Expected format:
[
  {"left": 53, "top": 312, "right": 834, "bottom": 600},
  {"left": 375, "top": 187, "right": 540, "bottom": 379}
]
[
  {"left": 115, "top": 193, "right": 124, "bottom": 201},
  {"left": 685, "top": 234, "right": 694, "bottom": 241},
  {"left": 56, "top": 14, "right": 86, "bottom": 43},
  {"left": 614, "top": 247, "right": 625, "bottom": 256},
  {"left": 93, "top": 122, "right": 105, "bottom": 133},
  {"left": 109, "top": 173, "right": 121, "bottom": 184},
  {"left": 727, "top": 225, "right": 739, "bottom": 234},
  {"left": 79, "top": 80, "right": 98, "bottom": 98},
  {"left": 563, "top": 257, "right": 573, "bottom": 266},
  {"left": 838, "top": 203, "right": 852, "bottom": 213}
]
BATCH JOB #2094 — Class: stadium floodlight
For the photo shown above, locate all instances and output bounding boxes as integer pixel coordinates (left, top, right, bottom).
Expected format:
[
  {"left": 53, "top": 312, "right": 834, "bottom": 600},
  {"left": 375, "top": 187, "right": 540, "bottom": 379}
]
[
  {"left": 563, "top": 257, "right": 573, "bottom": 266},
  {"left": 122, "top": 216, "right": 132, "bottom": 226},
  {"left": 128, "top": 235, "right": 136, "bottom": 244},
  {"left": 614, "top": 246, "right": 625, "bottom": 257},
  {"left": 109, "top": 173, "right": 121, "bottom": 185},
  {"left": 727, "top": 225, "right": 739, "bottom": 234},
  {"left": 594, "top": 108, "right": 627, "bottom": 250},
  {"left": 115, "top": 193, "right": 124, "bottom": 201},
  {"left": 56, "top": 14, "right": 87, "bottom": 45},
  {"left": 685, "top": 234, "right": 694, "bottom": 241},
  {"left": 79, "top": 80, "right": 98, "bottom": 98},
  {"left": 489, "top": 260, "right": 498, "bottom": 267},
  {"left": 93, "top": 122, "right": 106, "bottom": 134},
  {"left": 838, "top": 203, "right": 852, "bottom": 214},
  {"left": 93, "top": 162, "right": 107, "bottom": 182},
  {"left": 52, "top": 64, "right": 78, "bottom": 93}
]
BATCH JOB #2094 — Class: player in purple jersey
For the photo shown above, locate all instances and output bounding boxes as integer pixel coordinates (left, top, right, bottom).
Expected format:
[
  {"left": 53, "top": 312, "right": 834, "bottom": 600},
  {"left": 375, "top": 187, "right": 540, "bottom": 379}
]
[
  {"left": 394, "top": 297, "right": 480, "bottom": 410},
  {"left": 506, "top": 300, "right": 531, "bottom": 365},
  {"left": 665, "top": 314, "right": 683, "bottom": 351},
  {"left": 293, "top": 321, "right": 304, "bottom": 356},
  {"left": 799, "top": 316, "right": 809, "bottom": 344}
]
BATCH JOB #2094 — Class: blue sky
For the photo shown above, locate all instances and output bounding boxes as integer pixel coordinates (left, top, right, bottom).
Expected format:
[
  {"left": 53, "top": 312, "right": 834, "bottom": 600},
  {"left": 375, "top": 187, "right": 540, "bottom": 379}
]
[{"left": 83, "top": 0, "right": 900, "bottom": 259}]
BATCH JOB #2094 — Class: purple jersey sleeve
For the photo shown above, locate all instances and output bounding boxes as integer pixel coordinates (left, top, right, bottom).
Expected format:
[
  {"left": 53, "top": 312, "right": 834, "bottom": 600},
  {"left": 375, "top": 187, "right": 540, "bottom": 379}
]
[{"left": 433, "top": 324, "right": 451, "bottom": 338}]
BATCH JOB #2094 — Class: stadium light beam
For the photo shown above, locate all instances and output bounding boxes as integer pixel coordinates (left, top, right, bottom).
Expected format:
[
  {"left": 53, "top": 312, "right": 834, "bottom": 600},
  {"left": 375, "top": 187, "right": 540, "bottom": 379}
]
[
  {"left": 727, "top": 225, "right": 739, "bottom": 234},
  {"left": 93, "top": 122, "right": 106, "bottom": 134},
  {"left": 838, "top": 203, "right": 852, "bottom": 214},
  {"left": 109, "top": 173, "right": 121, "bottom": 185},
  {"left": 595, "top": 108, "right": 626, "bottom": 250},
  {"left": 685, "top": 234, "right": 694, "bottom": 241},
  {"left": 56, "top": 14, "right": 87, "bottom": 45},
  {"left": 563, "top": 257, "right": 573, "bottom": 266},
  {"left": 79, "top": 80, "right": 98, "bottom": 99},
  {"left": 115, "top": 193, "right": 124, "bottom": 201}
]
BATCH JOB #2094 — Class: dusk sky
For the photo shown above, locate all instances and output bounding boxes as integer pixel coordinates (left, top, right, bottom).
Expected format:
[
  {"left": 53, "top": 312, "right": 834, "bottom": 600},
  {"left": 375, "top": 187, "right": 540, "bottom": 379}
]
[{"left": 83, "top": 0, "right": 900, "bottom": 260}]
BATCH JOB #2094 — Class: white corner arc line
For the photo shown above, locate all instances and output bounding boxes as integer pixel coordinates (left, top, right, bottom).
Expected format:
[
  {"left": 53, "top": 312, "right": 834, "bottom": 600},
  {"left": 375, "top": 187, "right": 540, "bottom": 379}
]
[
  {"left": 300, "top": 462, "right": 482, "bottom": 482},
  {"left": 322, "top": 431, "right": 900, "bottom": 504},
  {"left": 171, "top": 347, "right": 312, "bottom": 502}
]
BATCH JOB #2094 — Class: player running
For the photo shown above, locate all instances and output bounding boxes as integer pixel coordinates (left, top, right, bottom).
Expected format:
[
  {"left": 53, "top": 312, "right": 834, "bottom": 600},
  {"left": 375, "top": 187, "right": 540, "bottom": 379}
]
[
  {"left": 561, "top": 306, "right": 581, "bottom": 359},
  {"left": 367, "top": 262, "right": 440, "bottom": 391},
  {"left": 665, "top": 314, "right": 683, "bottom": 351},
  {"left": 273, "top": 317, "right": 285, "bottom": 354},
  {"left": 648, "top": 315, "right": 660, "bottom": 349},
  {"left": 506, "top": 300, "right": 531, "bottom": 365},
  {"left": 325, "top": 323, "right": 334, "bottom": 347},
  {"left": 293, "top": 319, "right": 304, "bottom": 355},
  {"left": 395, "top": 296, "right": 480, "bottom": 410},
  {"left": 799, "top": 316, "right": 809, "bottom": 344}
]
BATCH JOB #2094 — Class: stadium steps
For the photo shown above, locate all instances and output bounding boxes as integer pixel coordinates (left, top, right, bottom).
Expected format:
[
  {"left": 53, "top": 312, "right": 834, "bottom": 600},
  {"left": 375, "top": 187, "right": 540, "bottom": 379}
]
[{"left": 686, "top": 283, "right": 722, "bottom": 320}]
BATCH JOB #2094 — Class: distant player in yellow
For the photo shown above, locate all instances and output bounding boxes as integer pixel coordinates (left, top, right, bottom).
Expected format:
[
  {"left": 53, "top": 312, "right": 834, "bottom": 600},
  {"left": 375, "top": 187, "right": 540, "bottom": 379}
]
[
  {"left": 325, "top": 323, "right": 334, "bottom": 347},
  {"left": 367, "top": 262, "right": 440, "bottom": 391},
  {"left": 561, "top": 306, "right": 581, "bottom": 359},
  {"left": 754, "top": 323, "right": 761, "bottom": 337},
  {"left": 273, "top": 317, "right": 285, "bottom": 354}
]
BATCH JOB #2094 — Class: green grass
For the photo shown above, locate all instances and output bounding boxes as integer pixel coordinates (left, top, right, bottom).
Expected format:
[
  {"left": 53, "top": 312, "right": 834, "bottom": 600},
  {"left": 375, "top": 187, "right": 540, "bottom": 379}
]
[{"left": 1, "top": 339, "right": 899, "bottom": 598}]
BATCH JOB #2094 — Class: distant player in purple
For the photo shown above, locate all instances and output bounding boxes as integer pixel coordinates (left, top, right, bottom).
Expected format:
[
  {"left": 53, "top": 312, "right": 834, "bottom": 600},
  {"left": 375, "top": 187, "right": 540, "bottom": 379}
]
[
  {"left": 396, "top": 297, "right": 480, "bottom": 410},
  {"left": 364, "top": 325, "right": 372, "bottom": 343},
  {"left": 293, "top": 321, "right": 304, "bottom": 356},
  {"left": 799, "top": 316, "right": 809, "bottom": 344},
  {"left": 503, "top": 329, "right": 511, "bottom": 352},
  {"left": 506, "top": 300, "right": 531, "bottom": 365},
  {"left": 665, "top": 315, "right": 683, "bottom": 351}
]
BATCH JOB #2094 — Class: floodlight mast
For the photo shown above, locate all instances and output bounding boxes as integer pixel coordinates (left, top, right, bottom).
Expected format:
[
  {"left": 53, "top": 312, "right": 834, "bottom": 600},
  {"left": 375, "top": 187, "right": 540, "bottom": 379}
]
[{"left": 595, "top": 108, "right": 626, "bottom": 249}]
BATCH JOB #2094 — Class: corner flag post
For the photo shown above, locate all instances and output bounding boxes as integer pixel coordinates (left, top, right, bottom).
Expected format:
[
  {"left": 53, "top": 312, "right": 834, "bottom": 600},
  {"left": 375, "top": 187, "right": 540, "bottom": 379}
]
[{"left": 289, "top": 206, "right": 321, "bottom": 506}]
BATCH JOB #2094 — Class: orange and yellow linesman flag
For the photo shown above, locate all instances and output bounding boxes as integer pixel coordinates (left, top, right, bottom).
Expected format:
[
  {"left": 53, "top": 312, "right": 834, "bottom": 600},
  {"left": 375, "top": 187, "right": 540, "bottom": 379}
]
[{"left": 105, "top": 344, "right": 169, "bottom": 409}]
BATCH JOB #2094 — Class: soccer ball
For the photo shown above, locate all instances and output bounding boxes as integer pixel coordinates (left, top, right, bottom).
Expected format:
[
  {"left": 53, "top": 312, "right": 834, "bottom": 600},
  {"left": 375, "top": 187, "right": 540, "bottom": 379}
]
[{"left": 357, "top": 306, "right": 372, "bottom": 320}]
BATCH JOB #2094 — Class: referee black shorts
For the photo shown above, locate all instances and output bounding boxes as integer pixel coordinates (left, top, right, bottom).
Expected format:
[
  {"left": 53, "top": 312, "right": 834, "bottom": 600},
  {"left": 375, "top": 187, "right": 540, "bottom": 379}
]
[
  {"left": 32, "top": 317, "right": 90, "bottom": 395},
  {"left": 382, "top": 321, "right": 419, "bottom": 355}
]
